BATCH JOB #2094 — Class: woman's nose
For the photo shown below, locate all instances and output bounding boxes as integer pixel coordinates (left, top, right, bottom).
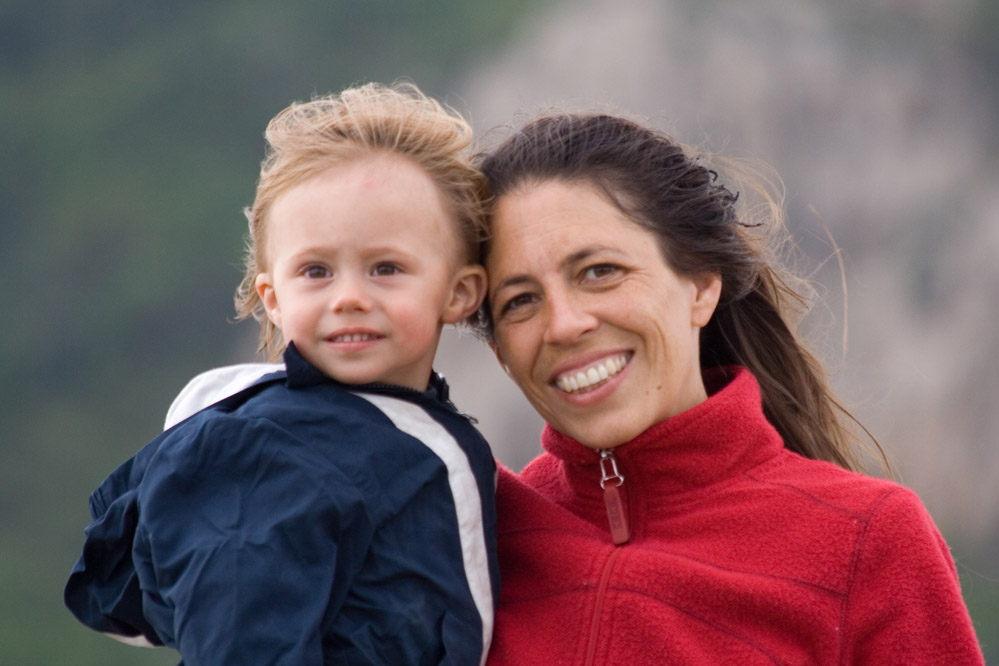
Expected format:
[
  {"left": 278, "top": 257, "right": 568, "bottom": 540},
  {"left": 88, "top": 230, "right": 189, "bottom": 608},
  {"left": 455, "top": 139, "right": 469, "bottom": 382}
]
[
  {"left": 543, "top": 290, "right": 598, "bottom": 344},
  {"left": 331, "top": 275, "right": 372, "bottom": 313}
]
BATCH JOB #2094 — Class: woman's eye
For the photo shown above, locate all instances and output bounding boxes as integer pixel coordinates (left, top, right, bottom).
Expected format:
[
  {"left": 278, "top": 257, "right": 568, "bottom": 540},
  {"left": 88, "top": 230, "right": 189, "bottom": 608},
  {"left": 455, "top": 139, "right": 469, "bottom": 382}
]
[
  {"left": 499, "top": 293, "right": 537, "bottom": 315},
  {"left": 303, "top": 265, "right": 331, "bottom": 279},
  {"left": 372, "top": 263, "right": 401, "bottom": 277},
  {"left": 583, "top": 264, "right": 618, "bottom": 280}
]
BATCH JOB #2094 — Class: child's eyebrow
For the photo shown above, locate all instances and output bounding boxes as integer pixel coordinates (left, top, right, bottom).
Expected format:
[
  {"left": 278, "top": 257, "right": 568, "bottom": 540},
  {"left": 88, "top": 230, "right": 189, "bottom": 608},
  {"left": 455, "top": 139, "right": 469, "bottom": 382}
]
[
  {"left": 286, "top": 245, "right": 338, "bottom": 261},
  {"left": 289, "top": 242, "right": 420, "bottom": 257}
]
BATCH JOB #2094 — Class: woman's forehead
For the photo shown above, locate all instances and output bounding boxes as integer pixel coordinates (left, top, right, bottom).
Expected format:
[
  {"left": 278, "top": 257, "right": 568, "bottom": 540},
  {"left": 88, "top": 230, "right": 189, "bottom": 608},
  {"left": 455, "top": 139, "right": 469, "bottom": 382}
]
[
  {"left": 486, "top": 180, "right": 659, "bottom": 279},
  {"left": 491, "top": 181, "right": 642, "bottom": 244}
]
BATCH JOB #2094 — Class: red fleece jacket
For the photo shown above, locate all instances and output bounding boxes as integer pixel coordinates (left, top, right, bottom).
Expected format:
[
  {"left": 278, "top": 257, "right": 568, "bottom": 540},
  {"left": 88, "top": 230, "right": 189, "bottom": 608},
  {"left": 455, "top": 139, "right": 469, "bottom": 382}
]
[{"left": 486, "top": 367, "right": 983, "bottom": 666}]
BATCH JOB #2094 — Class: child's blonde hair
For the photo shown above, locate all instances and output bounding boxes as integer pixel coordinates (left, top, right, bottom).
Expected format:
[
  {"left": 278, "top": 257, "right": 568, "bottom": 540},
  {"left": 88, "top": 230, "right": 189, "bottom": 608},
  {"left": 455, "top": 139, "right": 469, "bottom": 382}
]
[{"left": 235, "top": 82, "right": 489, "bottom": 359}]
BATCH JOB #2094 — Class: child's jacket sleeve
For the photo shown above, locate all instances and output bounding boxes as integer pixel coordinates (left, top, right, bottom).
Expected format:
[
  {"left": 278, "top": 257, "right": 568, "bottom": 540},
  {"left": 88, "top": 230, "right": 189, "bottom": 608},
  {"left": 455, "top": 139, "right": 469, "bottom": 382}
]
[{"left": 66, "top": 414, "right": 373, "bottom": 666}]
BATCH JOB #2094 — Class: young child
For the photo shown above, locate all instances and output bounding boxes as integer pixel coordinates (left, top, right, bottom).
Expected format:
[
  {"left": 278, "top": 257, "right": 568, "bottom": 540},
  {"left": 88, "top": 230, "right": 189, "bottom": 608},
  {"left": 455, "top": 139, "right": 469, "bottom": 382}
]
[{"left": 65, "top": 83, "right": 499, "bottom": 666}]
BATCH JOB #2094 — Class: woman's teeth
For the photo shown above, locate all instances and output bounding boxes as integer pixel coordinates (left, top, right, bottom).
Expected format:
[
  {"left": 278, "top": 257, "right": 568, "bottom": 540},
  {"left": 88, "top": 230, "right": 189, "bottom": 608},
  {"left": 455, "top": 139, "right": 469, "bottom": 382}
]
[{"left": 555, "top": 354, "right": 629, "bottom": 393}]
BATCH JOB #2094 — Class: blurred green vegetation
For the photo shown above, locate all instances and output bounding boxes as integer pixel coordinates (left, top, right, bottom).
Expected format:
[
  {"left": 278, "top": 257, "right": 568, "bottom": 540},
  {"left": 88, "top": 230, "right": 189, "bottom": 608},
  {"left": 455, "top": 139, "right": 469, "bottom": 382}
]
[
  {"left": 1, "top": 1, "right": 539, "bottom": 664},
  {"left": 964, "top": 570, "right": 999, "bottom": 663}
]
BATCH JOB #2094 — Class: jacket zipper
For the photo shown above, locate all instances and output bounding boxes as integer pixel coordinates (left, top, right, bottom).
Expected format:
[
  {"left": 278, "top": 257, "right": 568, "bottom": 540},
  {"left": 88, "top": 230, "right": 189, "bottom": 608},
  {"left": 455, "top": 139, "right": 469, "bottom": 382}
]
[
  {"left": 584, "top": 450, "right": 631, "bottom": 665},
  {"left": 585, "top": 548, "right": 622, "bottom": 666},
  {"left": 599, "top": 449, "right": 630, "bottom": 545}
]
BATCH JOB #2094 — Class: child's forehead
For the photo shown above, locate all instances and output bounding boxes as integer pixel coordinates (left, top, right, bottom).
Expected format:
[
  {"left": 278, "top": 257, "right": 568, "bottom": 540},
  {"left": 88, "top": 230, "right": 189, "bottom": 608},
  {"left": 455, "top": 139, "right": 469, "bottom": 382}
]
[
  {"left": 282, "top": 154, "right": 444, "bottom": 212},
  {"left": 269, "top": 155, "right": 470, "bottom": 253},
  {"left": 265, "top": 172, "right": 467, "bottom": 265},
  {"left": 322, "top": 151, "right": 432, "bottom": 188}
]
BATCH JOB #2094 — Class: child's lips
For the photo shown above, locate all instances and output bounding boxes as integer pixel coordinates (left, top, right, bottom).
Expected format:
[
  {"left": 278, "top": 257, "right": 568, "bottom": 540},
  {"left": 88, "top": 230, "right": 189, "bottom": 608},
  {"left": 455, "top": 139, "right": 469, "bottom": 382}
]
[
  {"left": 327, "top": 332, "right": 382, "bottom": 343},
  {"left": 326, "top": 329, "right": 384, "bottom": 347}
]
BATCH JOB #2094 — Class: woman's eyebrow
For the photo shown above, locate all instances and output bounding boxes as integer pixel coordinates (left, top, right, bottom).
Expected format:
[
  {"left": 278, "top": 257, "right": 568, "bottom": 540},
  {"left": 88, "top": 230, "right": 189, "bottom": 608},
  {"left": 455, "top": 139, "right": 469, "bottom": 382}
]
[
  {"left": 493, "top": 246, "right": 622, "bottom": 292},
  {"left": 564, "top": 245, "right": 621, "bottom": 266},
  {"left": 492, "top": 274, "right": 534, "bottom": 292},
  {"left": 565, "top": 247, "right": 599, "bottom": 265}
]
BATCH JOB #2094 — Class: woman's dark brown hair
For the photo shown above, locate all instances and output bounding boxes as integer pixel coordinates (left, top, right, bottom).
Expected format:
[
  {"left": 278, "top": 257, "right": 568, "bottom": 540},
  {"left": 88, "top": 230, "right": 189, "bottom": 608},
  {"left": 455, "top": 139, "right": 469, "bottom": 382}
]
[{"left": 479, "top": 113, "right": 888, "bottom": 474}]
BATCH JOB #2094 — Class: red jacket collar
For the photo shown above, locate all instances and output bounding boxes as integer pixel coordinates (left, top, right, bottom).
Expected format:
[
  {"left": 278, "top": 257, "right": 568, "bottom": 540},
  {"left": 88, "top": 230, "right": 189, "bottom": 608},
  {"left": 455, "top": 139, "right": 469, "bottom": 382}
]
[{"left": 535, "top": 366, "right": 785, "bottom": 498}]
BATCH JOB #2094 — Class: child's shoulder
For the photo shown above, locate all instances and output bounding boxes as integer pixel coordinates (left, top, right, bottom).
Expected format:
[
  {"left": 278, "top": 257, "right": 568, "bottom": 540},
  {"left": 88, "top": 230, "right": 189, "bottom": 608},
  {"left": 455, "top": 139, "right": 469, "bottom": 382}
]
[
  {"left": 151, "top": 386, "right": 365, "bottom": 493},
  {"left": 165, "top": 363, "right": 284, "bottom": 428}
]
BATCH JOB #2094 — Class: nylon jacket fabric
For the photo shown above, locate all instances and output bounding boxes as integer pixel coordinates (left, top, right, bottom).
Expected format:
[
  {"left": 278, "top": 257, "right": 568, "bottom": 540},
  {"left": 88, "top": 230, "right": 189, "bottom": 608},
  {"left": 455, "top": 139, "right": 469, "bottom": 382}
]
[
  {"left": 486, "top": 367, "right": 983, "bottom": 666},
  {"left": 65, "top": 345, "right": 499, "bottom": 666}
]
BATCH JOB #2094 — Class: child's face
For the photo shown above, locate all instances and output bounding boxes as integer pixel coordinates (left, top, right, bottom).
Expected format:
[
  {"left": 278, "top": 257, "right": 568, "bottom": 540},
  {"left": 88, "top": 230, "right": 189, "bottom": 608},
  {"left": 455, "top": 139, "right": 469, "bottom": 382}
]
[{"left": 255, "top": 154, "right": 485, "bottom": 390}]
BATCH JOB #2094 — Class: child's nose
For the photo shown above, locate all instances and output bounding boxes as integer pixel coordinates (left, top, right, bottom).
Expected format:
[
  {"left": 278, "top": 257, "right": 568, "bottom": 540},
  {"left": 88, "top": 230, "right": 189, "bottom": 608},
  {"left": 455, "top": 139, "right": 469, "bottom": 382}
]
[{"left": 331, "top": 275, "right": 372, "bottom": 313}]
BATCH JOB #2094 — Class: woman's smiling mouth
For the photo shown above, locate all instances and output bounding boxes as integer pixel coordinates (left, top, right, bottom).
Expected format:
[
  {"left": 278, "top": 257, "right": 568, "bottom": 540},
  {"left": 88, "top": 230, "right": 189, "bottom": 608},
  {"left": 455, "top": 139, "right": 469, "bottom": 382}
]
[{"left": 554, "top": 353, "right": 631, "bottom": 394}]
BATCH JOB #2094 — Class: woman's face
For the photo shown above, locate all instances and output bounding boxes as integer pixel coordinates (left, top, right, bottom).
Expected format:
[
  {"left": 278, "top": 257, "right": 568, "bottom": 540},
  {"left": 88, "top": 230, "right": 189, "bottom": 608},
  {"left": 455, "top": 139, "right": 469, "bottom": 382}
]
[{"left": 486, "top": 179, "right": 721, "bottom": 450}]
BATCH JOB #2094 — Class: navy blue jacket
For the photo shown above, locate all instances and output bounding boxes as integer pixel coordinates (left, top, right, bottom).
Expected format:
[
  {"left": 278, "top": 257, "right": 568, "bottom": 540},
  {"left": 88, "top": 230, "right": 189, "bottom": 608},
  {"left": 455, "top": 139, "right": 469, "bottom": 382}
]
[{"left": 65, "top": 345, "right": 499, "bottom": 665}]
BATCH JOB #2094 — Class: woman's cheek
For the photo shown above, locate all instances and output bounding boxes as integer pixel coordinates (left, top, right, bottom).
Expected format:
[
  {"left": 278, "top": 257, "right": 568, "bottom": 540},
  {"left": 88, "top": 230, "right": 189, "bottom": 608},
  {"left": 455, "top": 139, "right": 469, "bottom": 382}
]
[{"left": 495, "top": 327, "right": 532, "bottom": 383}]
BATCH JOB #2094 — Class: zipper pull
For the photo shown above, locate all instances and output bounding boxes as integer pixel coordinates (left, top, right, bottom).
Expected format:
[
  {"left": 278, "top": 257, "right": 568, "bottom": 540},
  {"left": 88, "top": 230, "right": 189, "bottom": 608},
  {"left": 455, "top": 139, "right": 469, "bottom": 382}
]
[{"left": 599, "top": 449, "right": 630, "bottom": 545}]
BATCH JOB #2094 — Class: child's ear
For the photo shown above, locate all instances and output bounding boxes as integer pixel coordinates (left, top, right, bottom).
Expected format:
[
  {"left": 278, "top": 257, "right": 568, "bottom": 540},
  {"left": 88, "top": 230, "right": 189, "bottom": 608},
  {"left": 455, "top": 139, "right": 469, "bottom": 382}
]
[
  {"left": 442, "top": 264, "right": 488, "bottom": 324},
  {"left": 255, "top": 273, "right": 281, "bottom": 329}
]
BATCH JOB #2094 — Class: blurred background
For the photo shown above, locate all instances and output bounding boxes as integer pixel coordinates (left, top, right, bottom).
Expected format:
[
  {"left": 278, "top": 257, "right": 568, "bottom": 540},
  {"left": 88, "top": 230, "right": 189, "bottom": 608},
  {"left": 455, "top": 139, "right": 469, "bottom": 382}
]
[{"left": 3, "top": 0, "right": 996, "bottom": 663}]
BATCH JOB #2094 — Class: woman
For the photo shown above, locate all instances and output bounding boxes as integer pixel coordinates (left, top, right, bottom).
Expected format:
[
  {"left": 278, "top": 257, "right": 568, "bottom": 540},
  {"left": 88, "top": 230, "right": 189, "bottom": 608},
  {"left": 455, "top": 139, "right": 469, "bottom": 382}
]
[
  {"left": 159, "top": 110, "right": 982, "bottom": 664},
  {"left": 477, "top": 113, "right": 983, "bottom": 665}
]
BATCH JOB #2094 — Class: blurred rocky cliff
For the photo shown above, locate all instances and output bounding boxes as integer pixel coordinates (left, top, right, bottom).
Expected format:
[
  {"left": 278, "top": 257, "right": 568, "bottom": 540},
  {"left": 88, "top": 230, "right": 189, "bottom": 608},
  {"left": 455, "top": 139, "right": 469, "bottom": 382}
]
[{"left": 446, "top": 0, "right": 999, "bottom": 567}]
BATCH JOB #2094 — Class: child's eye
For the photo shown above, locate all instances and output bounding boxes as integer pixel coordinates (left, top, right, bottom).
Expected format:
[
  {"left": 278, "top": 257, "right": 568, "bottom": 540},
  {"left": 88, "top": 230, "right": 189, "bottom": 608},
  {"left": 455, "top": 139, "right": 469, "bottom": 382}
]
[
  {"left": 372, "top": 263, "right": 402, "bottom": 277},
  {"left": 303, "top": 265, "right": 331, "bottom": 279}
]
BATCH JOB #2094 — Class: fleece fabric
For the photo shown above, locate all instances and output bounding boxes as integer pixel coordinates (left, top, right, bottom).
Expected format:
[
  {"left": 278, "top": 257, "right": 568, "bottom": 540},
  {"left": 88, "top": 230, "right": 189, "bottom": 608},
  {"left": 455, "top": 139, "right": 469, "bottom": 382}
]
[{"left": 486, "top": 366, "right": 983, "bottom": 666}]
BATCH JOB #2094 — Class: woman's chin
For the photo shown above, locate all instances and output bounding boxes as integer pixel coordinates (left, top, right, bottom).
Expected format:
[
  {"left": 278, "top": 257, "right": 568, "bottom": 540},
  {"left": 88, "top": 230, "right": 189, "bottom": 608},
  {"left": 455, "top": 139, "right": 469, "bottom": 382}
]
[{"left": 548, "top": 412, "right": 649, "bottom": 451}]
